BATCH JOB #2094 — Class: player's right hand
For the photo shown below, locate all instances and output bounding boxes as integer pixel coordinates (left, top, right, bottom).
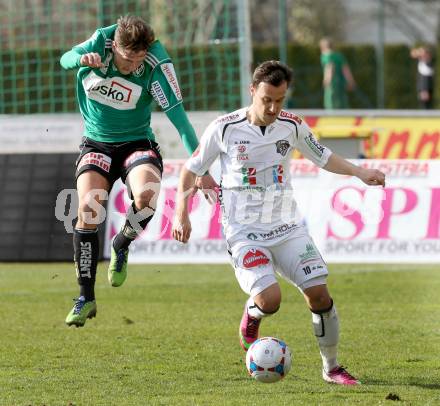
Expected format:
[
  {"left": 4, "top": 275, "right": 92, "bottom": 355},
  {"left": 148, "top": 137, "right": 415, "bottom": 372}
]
[
  {"left": 194, "top": 174, "right": 219, "bottom": 204},
  {"left": 80, "top": 53, "right": 104, "bottom": 68},
  {"left": 172, "top": 215, "right": 192, "bottom": 243}
]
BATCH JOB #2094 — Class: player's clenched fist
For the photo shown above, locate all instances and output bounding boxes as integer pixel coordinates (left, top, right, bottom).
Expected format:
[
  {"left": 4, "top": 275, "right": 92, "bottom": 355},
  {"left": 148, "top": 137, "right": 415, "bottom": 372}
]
[
  {"left": 80, "top": 53, "right": 103, "bottom": 68},
  {"left": 172, "top": 215, "right": 192, "bottom": 243}
]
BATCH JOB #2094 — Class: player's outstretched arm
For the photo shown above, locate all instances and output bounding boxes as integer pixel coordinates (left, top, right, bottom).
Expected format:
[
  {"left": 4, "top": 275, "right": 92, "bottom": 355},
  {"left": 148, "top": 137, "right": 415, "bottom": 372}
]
[
  {"left": 60, "top": 50, "right": 103, "bottom": 70},
  {"left": 323, "top": 153, "right": 385, "bottom": 187},
  {"left": 172, "top": 166, "right": 198, "bottom": 243},
  {"left": 79, "top": 53, "right": 104, "bottom": 68}
]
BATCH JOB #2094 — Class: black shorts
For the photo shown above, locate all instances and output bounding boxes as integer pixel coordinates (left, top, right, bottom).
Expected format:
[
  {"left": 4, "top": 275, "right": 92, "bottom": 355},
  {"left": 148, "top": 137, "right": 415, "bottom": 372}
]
[{"left": 75, "top": 137, "right": 163, "bottom": 186}]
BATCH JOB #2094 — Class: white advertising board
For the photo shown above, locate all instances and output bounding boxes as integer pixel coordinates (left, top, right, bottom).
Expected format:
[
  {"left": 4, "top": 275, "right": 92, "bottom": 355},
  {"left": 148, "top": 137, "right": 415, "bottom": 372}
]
[{"left": 104, "top": 159, "right": 440, "bottom": 264}]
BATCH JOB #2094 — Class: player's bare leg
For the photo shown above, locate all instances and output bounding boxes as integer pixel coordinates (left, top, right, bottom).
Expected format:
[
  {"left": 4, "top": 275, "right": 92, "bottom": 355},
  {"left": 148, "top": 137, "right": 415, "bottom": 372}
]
[
  {"left": 108, "top": 163, "right": 161, "bottom": 287},
  {"left": 303, "top": 284, "right": 360, "bottom": 385},
  {"left": 240, "top": 282, "right": 281, "bottom": 351},
  {"left": 66, "top": 171, "right": 109, "bottom": 327}
]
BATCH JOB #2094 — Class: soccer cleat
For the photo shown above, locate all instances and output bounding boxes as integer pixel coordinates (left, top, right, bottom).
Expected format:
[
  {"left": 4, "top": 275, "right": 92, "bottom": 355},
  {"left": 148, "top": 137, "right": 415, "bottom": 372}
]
[
  {"left": 65, "top": 298, "right": 97, "bottom": 327},
  {"left": 108, "top": 243, "right": 129, "bottom": 287},
  {"left": 239, "top": 306, "right": 261, "bottom": 351},
  {"left": 323, "top": 366, "right": 361, "bottom": 385}
]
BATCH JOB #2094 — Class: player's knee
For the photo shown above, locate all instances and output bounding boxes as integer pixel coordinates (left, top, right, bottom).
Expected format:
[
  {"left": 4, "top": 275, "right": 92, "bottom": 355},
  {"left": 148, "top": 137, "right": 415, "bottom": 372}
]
[
  {"left": 77, "top": 198, "right": 104, "bottom": 228},
  {"left": 303, "top": 284, "right": 332, "bottom": 313},
  {"left": 259, "top": 299, "right": 281, "bottom": 314},
  {"left": 254, "top": 284, "right": 281, "bottom": 314},
  {"left": 309, "top": 295, "right": 332, "bottom": 313},
  {"left": 132, "top": 189, "right": 158, "bottom": 211}
]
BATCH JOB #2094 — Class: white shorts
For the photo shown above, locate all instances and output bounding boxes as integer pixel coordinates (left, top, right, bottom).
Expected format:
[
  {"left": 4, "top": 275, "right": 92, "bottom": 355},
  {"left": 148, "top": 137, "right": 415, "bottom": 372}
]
[{"left": 229, "top": 234, "right": 328, "bottom": 297}]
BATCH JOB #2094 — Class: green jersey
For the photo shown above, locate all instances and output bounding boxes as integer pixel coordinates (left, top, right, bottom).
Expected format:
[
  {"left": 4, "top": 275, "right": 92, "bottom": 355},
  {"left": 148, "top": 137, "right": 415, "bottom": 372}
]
[
  {"left": 321, "top": 51, "right": 347, "bottom": 89},
  {"left": 60, "top": 24, "right": 197, "bottom": 151},
  {"left": 320, "top": 51, "right": 348, "bottom": 109}
]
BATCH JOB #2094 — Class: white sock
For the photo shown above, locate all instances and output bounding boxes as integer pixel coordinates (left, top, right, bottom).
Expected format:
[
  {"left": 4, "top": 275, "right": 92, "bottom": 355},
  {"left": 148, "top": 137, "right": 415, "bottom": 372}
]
[
  {"left": 312, "top": 304, "right": 339, "bottom": 372},
  {"left": 320, "top": 345, "right": 338, "bottom": 373}
]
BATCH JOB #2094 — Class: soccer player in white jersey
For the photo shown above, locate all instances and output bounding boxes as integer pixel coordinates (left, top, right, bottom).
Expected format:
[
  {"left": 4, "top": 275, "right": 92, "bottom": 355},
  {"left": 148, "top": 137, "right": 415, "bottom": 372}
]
[{"left": 172, "top": 60, "right": 385, "bottom": 385}]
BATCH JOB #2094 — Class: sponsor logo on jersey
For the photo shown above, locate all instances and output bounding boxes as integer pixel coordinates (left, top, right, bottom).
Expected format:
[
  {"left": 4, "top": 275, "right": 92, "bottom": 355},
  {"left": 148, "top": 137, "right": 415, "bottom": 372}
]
[
  {"left": 216, "top": 113, "right": 240, "bottom": 125},
  {"left": 78, "top": 152, "right": 111, "bottom": 173},
  {"left": 305, "top": 133, "right": 325, "bottom": 157},
  {"left": 160, "top": 63, "right": 182, "bottom": 100},
  {"left": 242, "top": 249, "right": 269, "bottom": 268},
  {"left": 279, "top": 110, "right": 302, "bottom": 124},
  {"left": 79, "top": 242, "right": 92, "bottom": 278},
  {"left": 151, "top": 80, "right": 170, "bottom": 108},
  {"left": 82, "top": 71, "right": 142, "bottom": 110},
  {"left": 234, "top": 140, "right": 250, "bottom": 145},
  {"left": 299, "top": 243, "right": 319, "bottom": 262},
  {"left": 123, "top": 150, "right": 157, "bottom": 168},
  {"left": 247, "top": 223, "right": 297, "bottom": 241},
  {"left": 276, "top": 140, "right": 290, "bottom": 156},
  {"left": 90, "top": 81, "right": 132, "bottom": 101},
  {"left": 236, "top": 144, "right": 248, "bottom": 160}
]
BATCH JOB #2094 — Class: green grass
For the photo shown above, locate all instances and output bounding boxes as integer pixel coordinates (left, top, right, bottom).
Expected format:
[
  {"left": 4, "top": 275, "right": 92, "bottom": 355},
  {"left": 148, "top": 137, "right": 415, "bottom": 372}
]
[{"left": 0, "top": 263, "right": 439, "bottom": 406}]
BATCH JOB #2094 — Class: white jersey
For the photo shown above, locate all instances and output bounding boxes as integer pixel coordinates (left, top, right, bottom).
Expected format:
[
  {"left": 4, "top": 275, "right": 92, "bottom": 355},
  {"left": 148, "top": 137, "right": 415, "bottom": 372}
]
[{"left": 186, "top": 107, "right": 332, "bottom": 246}]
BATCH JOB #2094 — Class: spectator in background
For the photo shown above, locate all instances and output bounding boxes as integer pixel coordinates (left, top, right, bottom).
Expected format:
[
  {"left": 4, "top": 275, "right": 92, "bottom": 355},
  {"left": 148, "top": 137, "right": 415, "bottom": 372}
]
[
  {"left": 411, "top": 45, "right": 435, "bottom": 109},
  {"left": 319, "top": 37, "right": 355, "bottom": 109}
]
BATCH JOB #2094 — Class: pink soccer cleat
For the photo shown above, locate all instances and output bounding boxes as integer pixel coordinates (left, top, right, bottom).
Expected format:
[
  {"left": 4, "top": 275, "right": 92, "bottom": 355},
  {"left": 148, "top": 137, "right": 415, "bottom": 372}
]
[
  {"left": 323, "top": 366, "right": 361, "bottom": 385},
  {"left": 239, "top": 306, "right": 261, "bottom": 351}
]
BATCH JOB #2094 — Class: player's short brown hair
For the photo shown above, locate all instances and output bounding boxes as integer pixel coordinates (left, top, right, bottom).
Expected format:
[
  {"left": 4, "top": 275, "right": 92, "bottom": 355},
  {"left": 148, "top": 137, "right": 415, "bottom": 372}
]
[
  {"left": 115, "top": 15, "right": 155, "bottom": 52},
  {"left": 252, "top": 60, "right": 293, "bottom": 87}
]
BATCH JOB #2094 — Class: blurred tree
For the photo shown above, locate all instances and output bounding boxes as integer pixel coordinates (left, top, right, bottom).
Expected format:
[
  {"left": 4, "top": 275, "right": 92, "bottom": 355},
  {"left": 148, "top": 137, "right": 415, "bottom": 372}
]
[
  {"left": 250, "top": 0, "right": 347, "bottom": 45},
  {"left": 286, "top": 0, "right": 347, "bottom": 44},
  {"left": 385, "top": 0, "right": 440, "bottom": 43},
  {"left": 150, "top": 0, "right": 231, "bottom": 45}
]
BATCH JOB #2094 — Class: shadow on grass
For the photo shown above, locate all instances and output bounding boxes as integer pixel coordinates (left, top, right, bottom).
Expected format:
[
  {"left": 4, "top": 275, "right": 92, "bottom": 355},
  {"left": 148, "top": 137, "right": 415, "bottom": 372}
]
[{"left": 363, "top": 377, "right": 440, "bottom": 390}]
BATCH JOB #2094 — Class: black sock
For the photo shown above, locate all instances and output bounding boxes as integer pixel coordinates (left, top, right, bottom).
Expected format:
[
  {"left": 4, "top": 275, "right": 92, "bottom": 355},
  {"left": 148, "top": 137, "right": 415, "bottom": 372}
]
[
  {"left": 113, "top": 203, "right": 154, "bottom": 251},
  {"left": 73, "top": 228, "right": 99, "bottom": 301}
]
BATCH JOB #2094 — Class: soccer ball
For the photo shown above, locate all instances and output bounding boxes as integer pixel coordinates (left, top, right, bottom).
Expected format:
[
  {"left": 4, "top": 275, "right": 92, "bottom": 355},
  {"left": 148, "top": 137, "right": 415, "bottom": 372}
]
[{"left": 245, "top": 337, "right": 292, "bottom": 383}]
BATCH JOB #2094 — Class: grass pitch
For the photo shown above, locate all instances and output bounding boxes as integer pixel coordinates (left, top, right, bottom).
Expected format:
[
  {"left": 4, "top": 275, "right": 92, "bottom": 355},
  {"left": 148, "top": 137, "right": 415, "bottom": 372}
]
[{"left": 0, "top": 262, "right": 439, "bottom": 406}]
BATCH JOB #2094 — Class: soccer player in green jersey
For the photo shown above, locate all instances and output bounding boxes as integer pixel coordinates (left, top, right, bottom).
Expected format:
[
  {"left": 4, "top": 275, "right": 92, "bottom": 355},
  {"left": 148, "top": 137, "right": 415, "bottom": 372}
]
[
  {"left": 319, "top": 37, "right": 356, "bottom": 109},
  {"left": 61, "top": 15, "right": 217, "bottom": 327}
]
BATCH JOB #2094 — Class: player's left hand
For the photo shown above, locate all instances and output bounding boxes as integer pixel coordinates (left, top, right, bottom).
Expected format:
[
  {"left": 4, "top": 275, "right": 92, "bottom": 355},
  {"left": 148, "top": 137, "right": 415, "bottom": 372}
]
[
  {"left": 358, "top": 168, "right": 386, "bottom": 187},
  {"left": 194, "top": 173, "right": 219, "bottom": 204}
]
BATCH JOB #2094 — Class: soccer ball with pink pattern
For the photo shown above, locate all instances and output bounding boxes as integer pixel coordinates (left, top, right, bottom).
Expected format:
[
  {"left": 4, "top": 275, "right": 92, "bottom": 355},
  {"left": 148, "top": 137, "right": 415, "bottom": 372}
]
[{"left": 245, "top": 337, "right": 292, "bottom": 383}]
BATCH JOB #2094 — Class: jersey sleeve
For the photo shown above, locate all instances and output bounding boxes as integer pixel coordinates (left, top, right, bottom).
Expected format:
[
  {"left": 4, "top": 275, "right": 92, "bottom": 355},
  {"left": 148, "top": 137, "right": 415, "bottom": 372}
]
[
  {"left": 296, "top": 121, "right": 332, "bottom": 168},
  {"left": 185, "top": 121, "right": 223, "bottom": 176},
  {"left": 149, "top": 61, "right": 184, "bottom": 113},
  {"left": 60, "top": 50, "right": 83, "bottom": 69},
  {"left": 60, "top": 29, "right": 105, "bottom": 69},
  {"left": 165, "top": 104, "right": 199, "bottom": 155}
]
